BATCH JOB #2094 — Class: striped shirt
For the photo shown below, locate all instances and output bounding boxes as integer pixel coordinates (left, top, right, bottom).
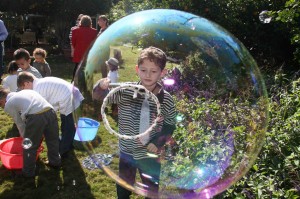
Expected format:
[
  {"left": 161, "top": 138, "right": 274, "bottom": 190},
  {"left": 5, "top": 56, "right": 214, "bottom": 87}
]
[
  {"left": 4, "top": 90, "right": 53, "bottom": 136},
  {"left": 69, "top": 26, "right": 78, "bottom": 46},
  {"left": 17, "top": 66, "right": 43, "bottom": 78},
  {"left": 107, "top": 82, "right": 176, "bottom": 159},
  {"left": 32, "top": 77, "right": 84, "bottom": 115}
]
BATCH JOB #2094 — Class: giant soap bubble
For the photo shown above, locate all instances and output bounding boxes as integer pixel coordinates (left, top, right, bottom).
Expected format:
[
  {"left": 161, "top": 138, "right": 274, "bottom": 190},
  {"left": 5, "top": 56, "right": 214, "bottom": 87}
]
[{"left": 72, "top": 9, "right": 268, "bottom": 198}]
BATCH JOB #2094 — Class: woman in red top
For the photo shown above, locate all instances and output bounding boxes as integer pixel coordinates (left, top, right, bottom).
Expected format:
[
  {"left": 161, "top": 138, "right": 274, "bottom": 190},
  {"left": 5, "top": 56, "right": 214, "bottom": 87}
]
[{"left": 71, "top": 15, "right": 97, "bottom": 81}]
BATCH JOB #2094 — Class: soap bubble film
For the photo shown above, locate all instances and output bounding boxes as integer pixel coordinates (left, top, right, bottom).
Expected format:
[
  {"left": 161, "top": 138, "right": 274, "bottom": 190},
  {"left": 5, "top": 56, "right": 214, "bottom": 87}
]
[
  {"left": 22, "top": 138, "right": 33, "bottom": 149},
  {"left": 72, "top": 9, "right": 268, "bottom": 198}
]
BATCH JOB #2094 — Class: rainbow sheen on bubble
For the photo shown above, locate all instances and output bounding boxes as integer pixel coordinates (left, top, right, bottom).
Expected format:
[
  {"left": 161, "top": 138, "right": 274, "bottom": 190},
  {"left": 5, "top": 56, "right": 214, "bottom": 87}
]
[{"left": 72, "top": 9, "right": 268, "bottom": 198}]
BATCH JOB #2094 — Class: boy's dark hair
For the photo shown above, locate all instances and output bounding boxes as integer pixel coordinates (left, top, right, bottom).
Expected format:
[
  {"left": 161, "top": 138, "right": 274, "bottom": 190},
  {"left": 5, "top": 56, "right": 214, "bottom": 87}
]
[
  {"left": 33, "top": 48, "right": 47, "bottom": 58},
  {"left": 17, "top": 72, "right": 34, "bottom": 88},
  {"left": 138, "top": 46, "right": 167, "bottom": 70},
  {"left": 7, "top": 61, "right": 18, "bottom": 74},
  {"left": 0, "top": 88, "right": 9, "bottom": 101},
  {"left": 13, "top": 48, "right": 31, "bottom": 61}
]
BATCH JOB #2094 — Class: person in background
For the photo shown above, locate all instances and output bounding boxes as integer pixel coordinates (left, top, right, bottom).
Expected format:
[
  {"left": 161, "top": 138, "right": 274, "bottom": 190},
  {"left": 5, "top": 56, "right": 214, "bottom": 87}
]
[
  {"left": 71, "top": 15, "right": 97, "bottom": 82},
  {"left": 106, "top": 57, "right": 119, "bottom": 84},
  {"left": 69, "top": 14, "right": 83, "bottom": 58},
  {"left": 32, "top": 48, "right": 51, "bottom": 77},
  {"left": 92, "top": 57, "right": 119, "bottom": 119},
  {"left": 14, "top": 48, "right": 42, "bottom": 78},
  {"left": 0, "top": 19, "right": 8, "bottom": 84},
  {"left": 97, "top": 15, "right": 110, "bottom": 78},
  {"left": 2, "top": 60, "right": 18, "bottom": 91},
  {"left": 97, "top": 15, "right": 109, "bottom": 36},
  {"left": 0, "top": 88, "right": 61, "bottom": 178},
  {"left": 106, "top": 57, "right": 119, "bottom": 116},
  {"left": 17, "top": 72, "right": 84, "bottom": 158}
]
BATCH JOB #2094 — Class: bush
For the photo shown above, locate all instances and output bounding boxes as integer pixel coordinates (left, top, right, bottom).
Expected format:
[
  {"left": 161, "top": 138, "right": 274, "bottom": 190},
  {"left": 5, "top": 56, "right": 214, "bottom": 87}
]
[
  {"left": 220, "top": 70, "right": 300, "bottom": 198},
  {"left": 162, "top": 50, "right": 269, "bottom": 195}
]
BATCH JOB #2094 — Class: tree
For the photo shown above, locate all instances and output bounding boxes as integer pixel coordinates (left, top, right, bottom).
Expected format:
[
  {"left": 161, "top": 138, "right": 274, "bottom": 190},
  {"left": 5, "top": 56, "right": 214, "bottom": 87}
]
[
  {"left": 109, "top": 0, "right": 295, "bottom": 71},
  {"left": 272, "top": 0, "right": 300, "bottom": 65},
  {"left": 0, "top": 0, "right": 113, "bottom": 49}
]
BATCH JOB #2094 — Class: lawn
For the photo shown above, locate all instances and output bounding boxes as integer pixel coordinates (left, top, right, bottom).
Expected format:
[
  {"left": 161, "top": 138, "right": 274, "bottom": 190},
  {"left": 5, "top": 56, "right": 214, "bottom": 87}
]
[{"left": 0, "top": 46, "right": 144, "bottom": 199}]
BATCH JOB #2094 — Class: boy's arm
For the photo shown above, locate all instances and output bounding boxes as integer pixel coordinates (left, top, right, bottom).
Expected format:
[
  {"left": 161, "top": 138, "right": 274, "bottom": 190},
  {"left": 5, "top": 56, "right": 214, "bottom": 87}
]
[
  {"left": 71, "top": 29, "right": 76, "bottom": 48},
  {"left": 45, "top": 63, "right": 51, "bottom": 77},
  {"left": 92, "top": 78, "right": 110, "bottom": 101},
  {"left": 92, "top": 78, "right": 122, "bottom": 103},
  {"left": 5, "top": 105, "right": 25, "bottom": 137},
  {"left": 0, "top": 20, "right": 8, "bottom": 41},
  {"left": 151, "top": 95, "right": 176, "bottom": 149},
  {"left": 151, "top": 123, "right": 176, "bottom": 149}
]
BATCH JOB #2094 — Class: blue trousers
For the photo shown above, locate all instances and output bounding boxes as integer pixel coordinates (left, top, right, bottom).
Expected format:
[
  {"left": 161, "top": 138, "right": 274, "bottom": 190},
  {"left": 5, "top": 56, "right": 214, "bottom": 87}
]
[{"left": 59, "top": 113, "right": 76, "bottom": 155}]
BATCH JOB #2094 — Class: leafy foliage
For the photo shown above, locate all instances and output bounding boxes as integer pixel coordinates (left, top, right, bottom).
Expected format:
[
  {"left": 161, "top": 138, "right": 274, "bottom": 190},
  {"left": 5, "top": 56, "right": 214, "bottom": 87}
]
[
  {"left": 272, "top": 0, "right": 300, "bottom": 65},
  {"left": 220, "top": 70, "right": 300, "bottom": 198}
]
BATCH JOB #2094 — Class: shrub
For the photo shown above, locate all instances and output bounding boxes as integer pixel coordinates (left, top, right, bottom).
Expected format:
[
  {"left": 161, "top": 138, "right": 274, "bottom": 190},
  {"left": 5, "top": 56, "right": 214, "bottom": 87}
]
[{"left": 220, "top": 70, "right": 300, "bottom": 198}]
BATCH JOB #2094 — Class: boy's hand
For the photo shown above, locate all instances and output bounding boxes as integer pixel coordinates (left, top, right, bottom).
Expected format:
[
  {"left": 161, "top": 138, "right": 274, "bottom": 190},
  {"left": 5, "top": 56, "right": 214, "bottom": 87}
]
[
  {"left": 99, "top": 78, "right": 110, "bottom": 90},
  {"left": 147, "top": 143, "right": 158, "bottom": 153}
]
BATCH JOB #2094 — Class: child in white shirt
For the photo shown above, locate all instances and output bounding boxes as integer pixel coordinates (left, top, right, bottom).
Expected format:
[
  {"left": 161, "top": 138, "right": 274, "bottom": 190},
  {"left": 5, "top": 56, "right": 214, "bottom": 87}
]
[
  {"left": 106, "top": 57, "right": 119, "bottom": 83},
  {"left": 106, "top": 58, "right": 119, "bottom": 116},
  {"left": 2, "top": 61, "right": 18, "bottom": 91}
]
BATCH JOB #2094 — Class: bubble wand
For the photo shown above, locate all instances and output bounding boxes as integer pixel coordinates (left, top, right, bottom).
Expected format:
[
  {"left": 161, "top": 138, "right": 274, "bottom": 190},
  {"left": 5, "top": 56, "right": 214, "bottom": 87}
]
[{"left": 101, "top": 83, "right": 162, "bottom": 140}]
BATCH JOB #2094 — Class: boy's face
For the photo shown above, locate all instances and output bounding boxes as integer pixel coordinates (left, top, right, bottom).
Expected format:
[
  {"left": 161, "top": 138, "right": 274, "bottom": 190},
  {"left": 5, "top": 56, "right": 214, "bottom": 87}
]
[
  {"left": 34, "top": 55, "right": 44, "bottom": 63},
  {"left": 137, "top": 59, "right": 166, "bottom": 90},
  {"left": 19, "top": 81, "right": 33, "bottom": 90},
  {"left": 16, "top": 58, "right": 31, "bottom": 70}
]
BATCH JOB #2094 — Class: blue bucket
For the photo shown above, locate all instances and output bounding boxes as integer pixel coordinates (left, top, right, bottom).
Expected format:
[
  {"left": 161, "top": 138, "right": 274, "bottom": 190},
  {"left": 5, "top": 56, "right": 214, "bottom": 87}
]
[{"left": 74, "top": 117, "right": 100, "bottom": 141}]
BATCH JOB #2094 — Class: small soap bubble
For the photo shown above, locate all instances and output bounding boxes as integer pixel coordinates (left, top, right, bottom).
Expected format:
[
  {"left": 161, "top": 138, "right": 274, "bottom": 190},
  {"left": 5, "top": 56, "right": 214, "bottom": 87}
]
[
  {"left": 22, "top": 138, "right": 32, "bottom": 149},
  {"left": 259, "top": 10, "right": 272, "bottom": 23}
]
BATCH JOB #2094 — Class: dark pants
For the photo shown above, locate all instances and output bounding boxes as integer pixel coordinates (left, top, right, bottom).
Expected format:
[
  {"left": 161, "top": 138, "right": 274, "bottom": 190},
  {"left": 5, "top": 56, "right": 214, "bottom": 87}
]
[
  {"left": 59, "top": 113, "right": 76, "bottom": 155},
  {"left": 72, "top": 63, "right": 79, "bottom": 82},
  {"left": 101, "top": 62, "right": 107, "bottom": 78},
  {"left": 23, "top": 109, "right": 61, "bottom": 177},
  {"left": 116, "top": 152, "right": 161, "bottom": 199}
]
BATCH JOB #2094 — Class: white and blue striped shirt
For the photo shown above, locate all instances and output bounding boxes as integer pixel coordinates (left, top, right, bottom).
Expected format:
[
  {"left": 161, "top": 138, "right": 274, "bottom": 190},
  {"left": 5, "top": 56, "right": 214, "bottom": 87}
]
[
  {"left": 32, "top": 77, "right": 84, "bottom": 115},
  {"left": 107, "top": 82, "right": 176, "bottom": 159}
]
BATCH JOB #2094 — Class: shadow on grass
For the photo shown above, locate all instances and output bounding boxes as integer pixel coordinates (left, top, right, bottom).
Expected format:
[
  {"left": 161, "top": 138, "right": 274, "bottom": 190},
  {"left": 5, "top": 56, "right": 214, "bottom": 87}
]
[
  {"left": 47, "top": 55, "right": 74, "bottom": 81},
  {"left": 0, "top": 151, "right": 95, "bottom": 199}
]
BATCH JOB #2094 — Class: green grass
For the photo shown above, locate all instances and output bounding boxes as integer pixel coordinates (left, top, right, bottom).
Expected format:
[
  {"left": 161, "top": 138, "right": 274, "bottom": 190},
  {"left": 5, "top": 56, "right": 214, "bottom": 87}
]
[{"left": 0, "top": 47, "right": 144, "bottom": 199}]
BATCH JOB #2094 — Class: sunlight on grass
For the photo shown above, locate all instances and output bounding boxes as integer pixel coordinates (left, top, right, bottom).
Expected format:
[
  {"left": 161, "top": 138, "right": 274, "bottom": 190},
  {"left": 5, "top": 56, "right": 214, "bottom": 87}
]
[{"left": 0, "top": 48, "right": 145, "bottom": 198}]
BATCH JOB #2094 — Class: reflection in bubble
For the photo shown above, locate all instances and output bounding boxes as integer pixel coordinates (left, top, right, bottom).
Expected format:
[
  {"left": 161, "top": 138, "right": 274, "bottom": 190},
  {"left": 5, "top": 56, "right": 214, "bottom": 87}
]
[
  {"left": 259, "top": 10, "right": 272, "bottom": 23},
  {"left": 22, "top": 138, "right": 32, "bottom": 149},
  {"left": 73, "top": 9, "right": 268, "bottom": 198}
]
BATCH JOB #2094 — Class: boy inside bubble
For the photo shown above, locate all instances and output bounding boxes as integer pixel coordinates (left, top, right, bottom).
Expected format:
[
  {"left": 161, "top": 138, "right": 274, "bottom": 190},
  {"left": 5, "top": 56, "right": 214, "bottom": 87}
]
[{"left": 95, "top": 46, "right": 176, "bottom": 198}]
